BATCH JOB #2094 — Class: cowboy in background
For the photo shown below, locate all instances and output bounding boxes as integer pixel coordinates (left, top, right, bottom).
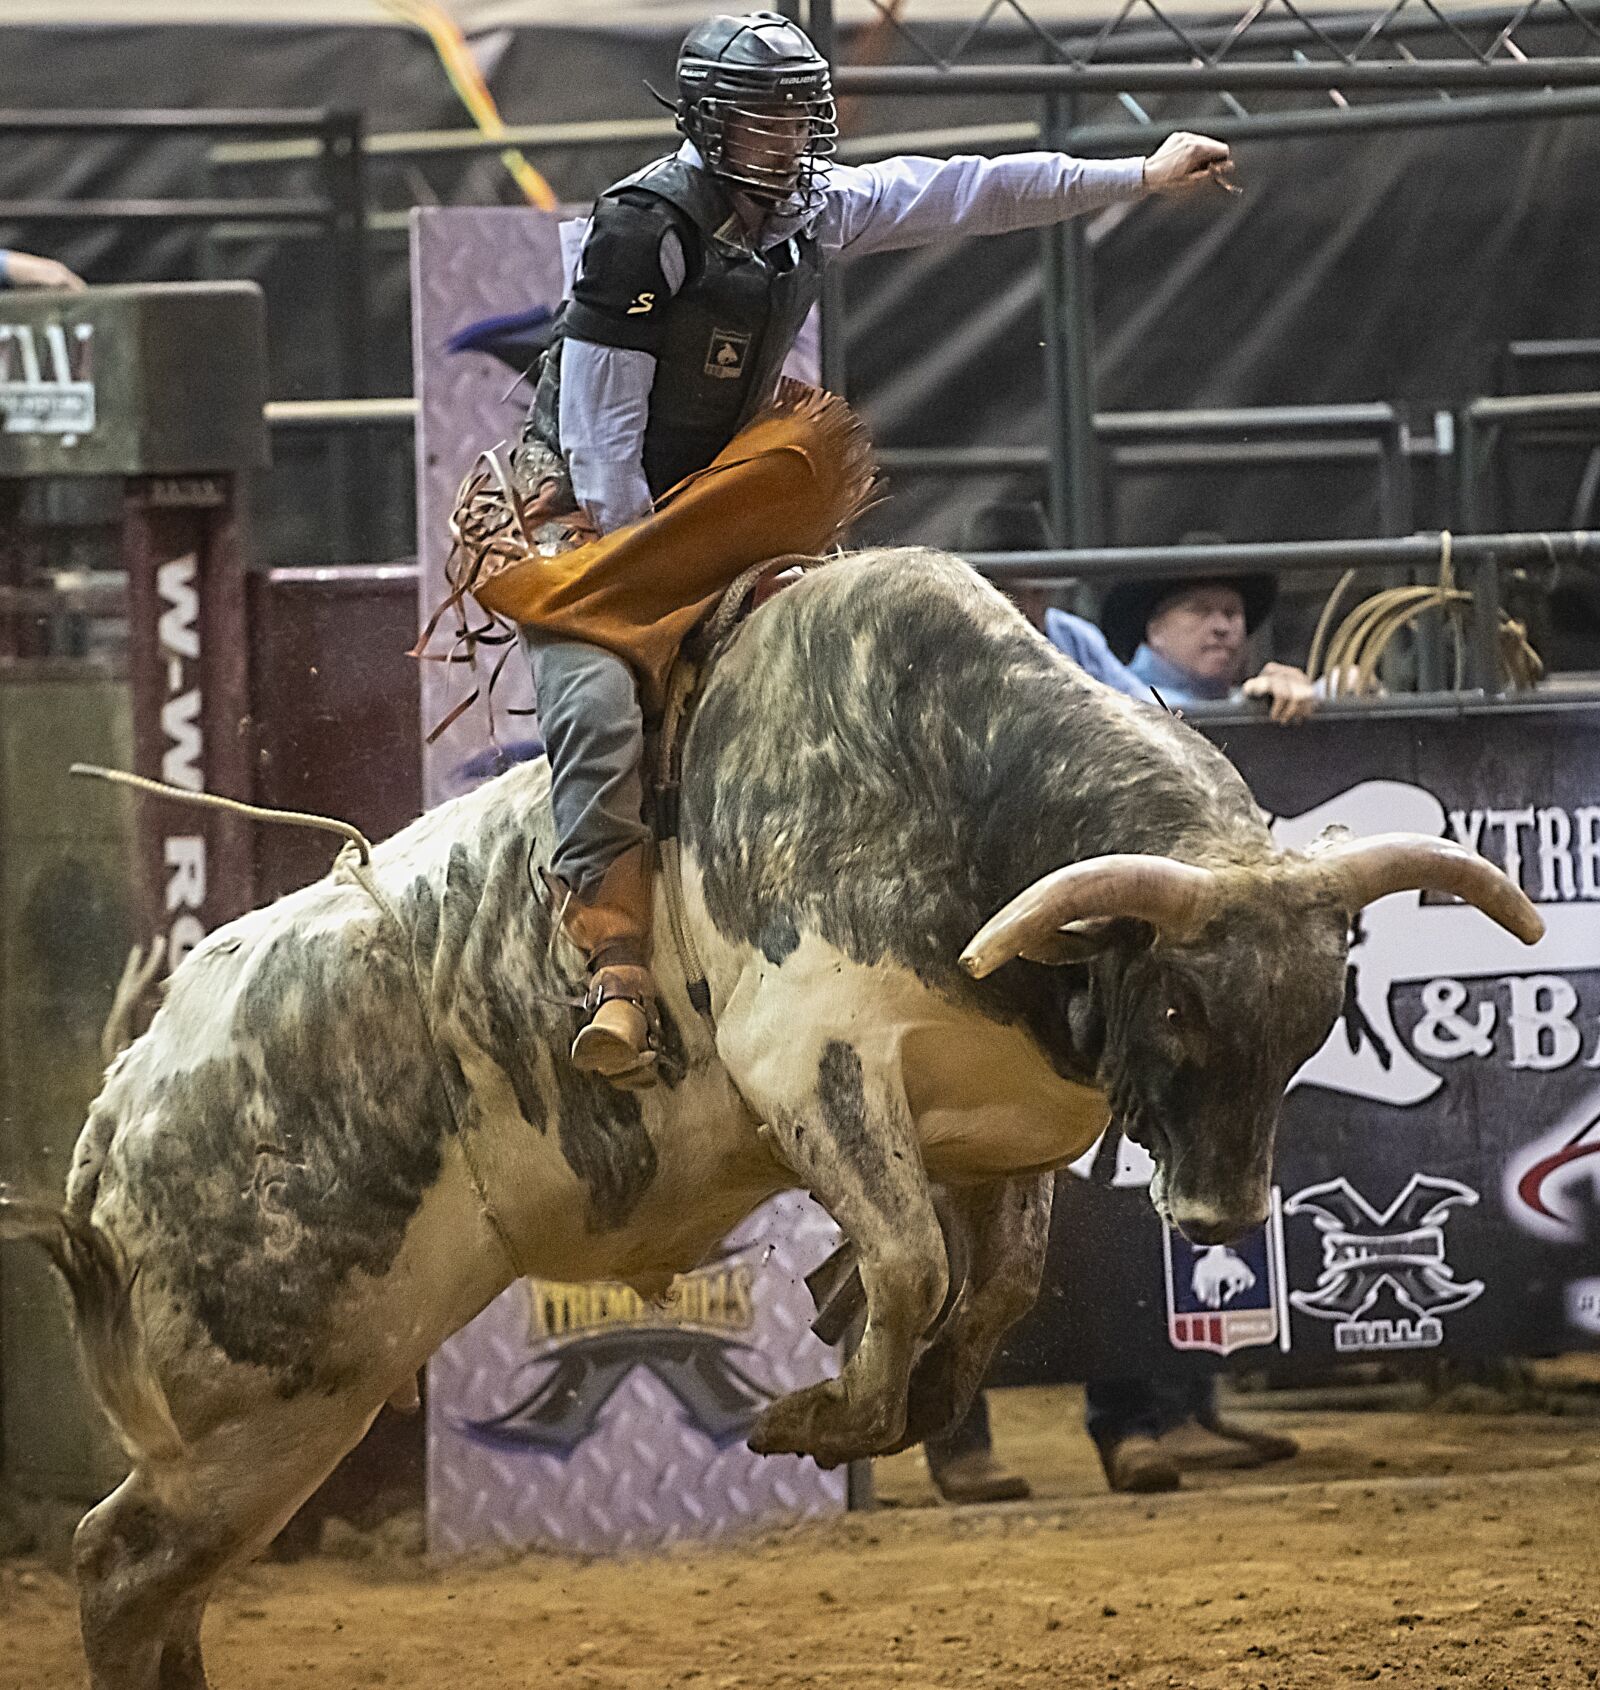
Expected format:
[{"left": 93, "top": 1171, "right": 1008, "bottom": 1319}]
[{"left": 1049, "top": 558, "right": 1319, "bottom": 723}]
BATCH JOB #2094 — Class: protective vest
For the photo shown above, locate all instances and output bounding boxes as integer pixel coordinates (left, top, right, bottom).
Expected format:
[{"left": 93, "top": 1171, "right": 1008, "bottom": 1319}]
[{"left": 530, "top": 154, "right": 824, "bottom": 499}]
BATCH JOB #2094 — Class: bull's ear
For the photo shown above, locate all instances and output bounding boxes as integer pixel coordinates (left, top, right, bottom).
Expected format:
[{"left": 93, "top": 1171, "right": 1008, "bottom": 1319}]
[{"left": 1022, "top": 916, "right": 1150, "bottom": 965}]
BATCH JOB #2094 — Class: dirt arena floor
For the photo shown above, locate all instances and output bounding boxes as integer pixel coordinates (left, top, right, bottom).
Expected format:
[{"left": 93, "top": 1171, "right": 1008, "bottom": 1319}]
[{"left": 5, "top": 1375, "right": 1599, "bottom": 1690}]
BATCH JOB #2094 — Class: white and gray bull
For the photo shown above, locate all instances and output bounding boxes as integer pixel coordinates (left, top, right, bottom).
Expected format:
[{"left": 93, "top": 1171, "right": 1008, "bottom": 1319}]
[{"left": 1, "top": 548, "right": 1539, "bottom": 1688}]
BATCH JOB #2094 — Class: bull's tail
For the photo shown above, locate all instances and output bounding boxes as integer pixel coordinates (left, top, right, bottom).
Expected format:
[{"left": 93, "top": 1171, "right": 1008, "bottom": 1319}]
[{"left": 0, "top": 1189, "right": 182, "bottom": 1460}]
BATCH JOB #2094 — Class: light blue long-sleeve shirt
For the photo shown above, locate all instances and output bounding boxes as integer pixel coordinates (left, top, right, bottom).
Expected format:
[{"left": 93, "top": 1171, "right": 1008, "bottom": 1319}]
[
  {"left": 1043, "top": 608, "right": 1234, "bottom": 707},
  {"left": 562, "top": 142, "right": 1148, "bottom": 532}
]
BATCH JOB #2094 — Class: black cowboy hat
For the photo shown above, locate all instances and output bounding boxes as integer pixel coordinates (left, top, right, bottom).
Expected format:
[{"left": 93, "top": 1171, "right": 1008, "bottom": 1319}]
[{"left": 1100, "top": 572, "right": 1277, "bottom": 663}]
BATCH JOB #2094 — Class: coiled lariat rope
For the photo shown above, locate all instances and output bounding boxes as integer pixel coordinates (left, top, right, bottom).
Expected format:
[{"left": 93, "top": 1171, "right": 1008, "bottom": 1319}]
[{"left": 1307, "top": 531, "right": 1542, "bottom": 696}]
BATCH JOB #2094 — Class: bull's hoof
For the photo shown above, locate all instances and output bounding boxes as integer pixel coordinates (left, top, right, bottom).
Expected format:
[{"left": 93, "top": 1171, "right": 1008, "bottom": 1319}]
[{"left": 748, "top": 1380, "right": 901, "bottom": 1468}]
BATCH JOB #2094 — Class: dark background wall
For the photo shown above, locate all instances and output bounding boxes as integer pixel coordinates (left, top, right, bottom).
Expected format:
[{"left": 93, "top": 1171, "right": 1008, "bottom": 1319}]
[{"left": 3, "top": 17, "right": 1598, "bottom": 566}]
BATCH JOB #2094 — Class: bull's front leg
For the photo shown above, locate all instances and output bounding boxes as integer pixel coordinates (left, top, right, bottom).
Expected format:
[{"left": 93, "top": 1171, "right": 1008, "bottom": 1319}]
[
  {"left": 738, "top": 1039, "right": 949, "bottom": 1469},
  {"left": 890, "top": 1170, "right": 1054, "bottom": 1454}
]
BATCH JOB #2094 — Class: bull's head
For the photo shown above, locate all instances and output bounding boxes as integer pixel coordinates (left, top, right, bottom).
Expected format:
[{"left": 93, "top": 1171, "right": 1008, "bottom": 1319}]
[{"left": 960, "top": 834, "right": 1543, "bottom": 1244}]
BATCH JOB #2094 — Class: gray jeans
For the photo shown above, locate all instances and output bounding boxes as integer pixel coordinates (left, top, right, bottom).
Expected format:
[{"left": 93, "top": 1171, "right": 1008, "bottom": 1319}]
[
  {"left": 521, "top": 628, "right": 649, "bottom": 897},
  {"left": 508, "top": 436, "right": 650, "bottom": 897}
]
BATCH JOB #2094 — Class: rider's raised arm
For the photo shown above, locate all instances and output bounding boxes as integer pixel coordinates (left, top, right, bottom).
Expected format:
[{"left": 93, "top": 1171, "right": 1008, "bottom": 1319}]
[{"left": 813, "top": 151, "right": 1148, "bottom": 258}]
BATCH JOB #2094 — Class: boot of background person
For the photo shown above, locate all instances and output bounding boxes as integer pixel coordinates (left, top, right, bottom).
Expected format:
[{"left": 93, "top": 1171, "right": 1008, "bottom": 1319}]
[
  {"left": 552, "top": 843, "right": 661, "bottom": 1090},
  {"left": 1097, "top": 1433, "right": 1181, "bottom": 1494},
  {"left": 926, "top": 1444, "right": 1032, "bottom": 1504},
  {"left": 925, "top": 1391, "right": 1032, "bottom": 1504}
]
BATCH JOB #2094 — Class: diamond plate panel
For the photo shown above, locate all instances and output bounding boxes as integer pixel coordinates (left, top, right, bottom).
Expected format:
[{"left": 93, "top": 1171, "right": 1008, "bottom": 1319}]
[
  {"left": 426, "top": 1192, "right": 847, "bottom": 1556},
  {"left": 411, "top": 206, "right": 565, "bottom": 806}
]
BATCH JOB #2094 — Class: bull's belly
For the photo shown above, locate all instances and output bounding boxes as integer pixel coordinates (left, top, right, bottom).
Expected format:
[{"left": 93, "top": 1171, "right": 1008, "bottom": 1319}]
[{"left": 460, "top": 1050, "right": 787, "bottom": 1294}]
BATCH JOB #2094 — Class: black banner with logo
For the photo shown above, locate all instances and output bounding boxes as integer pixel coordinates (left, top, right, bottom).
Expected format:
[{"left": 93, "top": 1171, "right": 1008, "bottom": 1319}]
[{"left": 998, "top": 704, "right": 1600, "bottom": 1384}]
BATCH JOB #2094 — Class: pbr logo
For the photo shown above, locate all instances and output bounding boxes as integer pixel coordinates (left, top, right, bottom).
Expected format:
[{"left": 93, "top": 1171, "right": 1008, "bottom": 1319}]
[
  {"left": 0, "top": 318, "right": 95, "bottom": 438},
  {"left": 1164, "top": 1194, "right": 1289, "bottom": 1356},
  {"left": 1285, "top": 1174, "right": 1485, "bottom": 1352}
]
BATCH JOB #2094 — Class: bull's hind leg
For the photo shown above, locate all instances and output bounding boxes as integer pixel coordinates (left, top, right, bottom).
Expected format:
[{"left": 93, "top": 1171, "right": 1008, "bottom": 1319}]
[
  {"left": 739, "top": 1040, "right": 949, "bottom": 1468},
  {"left": 73, "top": 1473, "right": 221, "bottom": 1690},
  {"left": 74, "top": 1396, "right": 382, "bottom": 1690}
]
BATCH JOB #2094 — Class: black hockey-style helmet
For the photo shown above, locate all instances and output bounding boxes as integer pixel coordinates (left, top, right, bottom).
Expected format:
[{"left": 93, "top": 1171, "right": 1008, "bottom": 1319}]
[{"left": 675, "top": 12, "right": 836, "bottom": 207}]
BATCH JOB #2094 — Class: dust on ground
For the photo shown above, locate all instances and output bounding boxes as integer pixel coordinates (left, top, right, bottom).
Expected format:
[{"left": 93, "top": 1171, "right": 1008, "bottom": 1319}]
[{"left": 4, "top": 1379, "right": 1599, "bottom": 1690}]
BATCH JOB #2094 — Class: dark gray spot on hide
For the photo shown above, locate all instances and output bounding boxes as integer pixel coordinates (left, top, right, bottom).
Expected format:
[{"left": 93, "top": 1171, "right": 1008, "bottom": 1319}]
[
  {"left": 550, "top": 1059, "right": 659, "bottom": 1234},
  {"left": 444, "top": 831, "right": 660, "bottom": 1232},
  {"left": 816, "top": 1040, "right": 891, "bottom": 1199},
  {"left": 757, "top": 913, "right": 800, "bottom": 966},
  {"left": 680, "top": 551, "right": 1273, "bottom": 1081}
]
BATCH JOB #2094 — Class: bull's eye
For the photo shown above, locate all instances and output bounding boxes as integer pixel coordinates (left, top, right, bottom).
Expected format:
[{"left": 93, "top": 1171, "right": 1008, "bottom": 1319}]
[{"left": 1165, "top": 1005, "right": 1181, "bottom": 1025}]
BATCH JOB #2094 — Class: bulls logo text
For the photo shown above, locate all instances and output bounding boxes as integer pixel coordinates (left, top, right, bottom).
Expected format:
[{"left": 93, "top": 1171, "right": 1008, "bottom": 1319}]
[{"left": 1286, "top": 1174, "right": 1484, "bottom": 1352}]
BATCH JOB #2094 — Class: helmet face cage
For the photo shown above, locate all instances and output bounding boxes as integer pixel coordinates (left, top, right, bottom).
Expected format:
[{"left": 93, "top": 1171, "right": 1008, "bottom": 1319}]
[{"left": 677, "top": 14, "right": 836, "bottom": 210}]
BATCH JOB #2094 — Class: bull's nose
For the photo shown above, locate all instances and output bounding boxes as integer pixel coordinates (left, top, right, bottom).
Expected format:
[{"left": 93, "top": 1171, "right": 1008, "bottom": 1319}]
[{"left": 1171, "top": 1205, "right": 1260, "bottom": 1247}]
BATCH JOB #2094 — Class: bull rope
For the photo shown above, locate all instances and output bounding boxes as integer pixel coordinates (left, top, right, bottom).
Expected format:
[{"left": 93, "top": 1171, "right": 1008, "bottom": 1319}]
[
  {"left": 68, "top": 764, "right": 529, "bottom": 1282},
  {"left": 70, "top": 763, "right": 377, "bottom": 860}
]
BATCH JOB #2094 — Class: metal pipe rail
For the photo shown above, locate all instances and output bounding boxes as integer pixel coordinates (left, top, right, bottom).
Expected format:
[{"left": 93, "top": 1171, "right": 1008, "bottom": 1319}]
[
  {"left": 264, "top": 398, "right": 418, "bottom": 429},
  {"left": 881, "top": 401, "right": 1412, "bottom": 537},
  {"left": 0, "top": 198, "right": 333, "bottom": 226},
  {"left": 1458, "top": 392, "right": 1600, "bottom": 531},
  {"left": 835, "top": 61, "right": 1600, "bottom": 93},
  {"left": 0, "top": 109, "right": 340, "bottom": 133},
  {"left": 966, "top": 529, "right": 1600, "bottom": 695},
  {"left": 1063, "top": 86, "right": 1600, "bottom": 152},
  {"left": 963, "top": 531, "right": 1598, "bottom": 583},
  {"left": 206, "top": 84, "right": 1600, "bottom": 183},
  {"left": 209, "top": 117, "right": 679, "bottom": 169},
  {"left": 1185, "top": 684, "right": 1600, "bottom": 723}
]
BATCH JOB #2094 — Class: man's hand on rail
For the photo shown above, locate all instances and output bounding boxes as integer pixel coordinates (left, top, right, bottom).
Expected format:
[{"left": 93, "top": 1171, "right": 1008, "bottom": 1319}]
[{"left": 1241, "top": 661, "right": 1317, "bottom": 724}]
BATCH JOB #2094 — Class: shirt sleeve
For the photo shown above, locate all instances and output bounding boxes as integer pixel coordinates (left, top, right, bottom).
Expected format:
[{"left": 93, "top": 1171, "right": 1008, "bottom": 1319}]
[
  {"left": 816, "top": 153, "right": 1146, "bottom": 257},
  {"left": 1044, "top": 608, "right": 1158, "bottom": 703},
  {"left": 558, "top": 339, "right": 658, "bottom": 534},
  {"left": 0, "top": 251, "right": 11, "bottom": 289}
]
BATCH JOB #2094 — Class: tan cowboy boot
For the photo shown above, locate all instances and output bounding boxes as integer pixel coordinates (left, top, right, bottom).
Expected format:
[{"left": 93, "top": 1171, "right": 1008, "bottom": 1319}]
[{"left": 553, "top": 843, "right": 661, "bottom": 1090}]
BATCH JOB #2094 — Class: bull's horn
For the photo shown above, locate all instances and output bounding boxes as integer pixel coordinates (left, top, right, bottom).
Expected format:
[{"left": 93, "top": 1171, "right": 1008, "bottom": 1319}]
[
  {"left": 1309, "top": 832, "right": 1545, "bottom": 944},
  {"left": 960, "top": 855, "right": 1219, "bottom": 979}
]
